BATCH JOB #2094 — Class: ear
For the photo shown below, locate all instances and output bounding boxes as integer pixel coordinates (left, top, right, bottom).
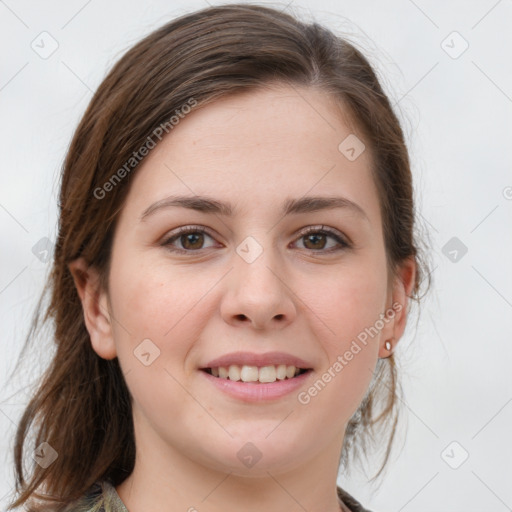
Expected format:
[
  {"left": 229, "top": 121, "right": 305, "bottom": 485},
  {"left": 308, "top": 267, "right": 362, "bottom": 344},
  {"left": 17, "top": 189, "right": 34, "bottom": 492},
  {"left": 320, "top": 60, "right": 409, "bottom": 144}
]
[
  {"left": 378, "top": 257, "right": 417, "bottom": 358},
  {"left": 68, "top": 257, "right": 117, "bottom": 360}
]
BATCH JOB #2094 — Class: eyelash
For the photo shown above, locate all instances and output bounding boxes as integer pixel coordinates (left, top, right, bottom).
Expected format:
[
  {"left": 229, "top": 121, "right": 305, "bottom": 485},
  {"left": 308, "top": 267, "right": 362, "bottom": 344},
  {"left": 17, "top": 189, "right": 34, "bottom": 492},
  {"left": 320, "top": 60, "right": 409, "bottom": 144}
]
[{"left": 161, "top": 224, "right": 351, "bottom": 255}]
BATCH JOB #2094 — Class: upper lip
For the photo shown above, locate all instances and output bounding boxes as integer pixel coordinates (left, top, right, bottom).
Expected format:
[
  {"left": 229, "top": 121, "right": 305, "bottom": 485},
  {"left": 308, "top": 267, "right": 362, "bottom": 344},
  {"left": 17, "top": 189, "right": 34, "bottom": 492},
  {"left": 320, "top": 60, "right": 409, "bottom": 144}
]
[{"left": 201, "top": 351, "right": 313, "bottom": 370}]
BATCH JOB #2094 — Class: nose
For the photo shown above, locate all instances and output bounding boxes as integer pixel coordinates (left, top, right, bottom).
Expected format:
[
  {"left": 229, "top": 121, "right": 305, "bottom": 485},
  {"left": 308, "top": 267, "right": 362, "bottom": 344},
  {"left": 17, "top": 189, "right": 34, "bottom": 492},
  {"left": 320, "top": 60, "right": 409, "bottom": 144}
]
[{"left": 220, "top": 240, "right": 297, "bottom": 331}]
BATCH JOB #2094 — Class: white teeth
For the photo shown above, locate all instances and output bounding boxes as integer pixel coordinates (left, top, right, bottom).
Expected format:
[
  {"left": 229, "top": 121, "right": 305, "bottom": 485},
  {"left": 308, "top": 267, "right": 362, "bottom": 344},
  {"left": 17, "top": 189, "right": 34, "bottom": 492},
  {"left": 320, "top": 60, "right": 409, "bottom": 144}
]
[
  {"left": 259, "top": 365, "right": 276, "bottom": 383},
  {"left": 240, "top": 365, "right": 259, "bottom": 382},
  {"left": 209, "top": 364, "right": 305, "bottom": 383},
  {"left": 276, "top": 364, "right": 287, "bottom": 380},
  {"left": 228, "top": 365, "right": 241, "bottom": 381}
]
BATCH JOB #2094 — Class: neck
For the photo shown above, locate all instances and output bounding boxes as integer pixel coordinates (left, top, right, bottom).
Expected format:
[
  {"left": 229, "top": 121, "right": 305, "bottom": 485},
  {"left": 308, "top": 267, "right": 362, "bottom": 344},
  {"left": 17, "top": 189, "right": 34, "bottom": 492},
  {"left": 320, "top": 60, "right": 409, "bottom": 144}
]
[{"left": 116, "top": 415, "right": 347, "bottom": 512}]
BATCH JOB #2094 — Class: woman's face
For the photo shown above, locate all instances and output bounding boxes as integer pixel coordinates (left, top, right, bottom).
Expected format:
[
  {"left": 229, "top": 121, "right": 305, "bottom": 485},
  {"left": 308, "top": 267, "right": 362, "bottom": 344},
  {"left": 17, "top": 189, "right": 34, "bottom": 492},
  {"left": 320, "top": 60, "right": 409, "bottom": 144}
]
[{"left": 77, "top": 84, "right": 413, "bottom": 477}]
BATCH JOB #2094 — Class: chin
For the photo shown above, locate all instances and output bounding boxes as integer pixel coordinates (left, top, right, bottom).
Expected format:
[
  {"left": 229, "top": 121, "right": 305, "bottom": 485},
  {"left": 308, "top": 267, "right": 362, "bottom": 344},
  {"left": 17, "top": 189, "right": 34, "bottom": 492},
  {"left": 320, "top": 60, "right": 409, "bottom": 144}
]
[{"left": 198, "top": 435, "right": 308, "bottom": 476}]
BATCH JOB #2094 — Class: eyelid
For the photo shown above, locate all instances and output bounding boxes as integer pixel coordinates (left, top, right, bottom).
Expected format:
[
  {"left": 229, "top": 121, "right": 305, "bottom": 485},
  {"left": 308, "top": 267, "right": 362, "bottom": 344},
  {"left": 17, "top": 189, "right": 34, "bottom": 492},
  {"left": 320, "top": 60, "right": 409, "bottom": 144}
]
[
  {"left": 160, "top": 224, "right": 218, "bottom": 248},
  {"left": 161, "top": 224, "right": 351, "bottom": 254},
  {"left": 295, "top": 224, "right": 351, "bottom": 248}
]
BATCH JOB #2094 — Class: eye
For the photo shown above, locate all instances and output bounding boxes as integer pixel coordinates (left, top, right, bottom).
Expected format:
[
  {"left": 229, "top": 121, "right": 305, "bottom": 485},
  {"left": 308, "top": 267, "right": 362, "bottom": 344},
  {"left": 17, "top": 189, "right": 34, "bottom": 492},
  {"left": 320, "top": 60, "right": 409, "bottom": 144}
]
[
  {"left": 161, "top": 225, "right": 218, "bottom": 254},
  {"left": 161, "top": 224, "right": 351, "bottom": 254},
  {"left": 293, "top": 225, "right": 351, "bottom": 253}
]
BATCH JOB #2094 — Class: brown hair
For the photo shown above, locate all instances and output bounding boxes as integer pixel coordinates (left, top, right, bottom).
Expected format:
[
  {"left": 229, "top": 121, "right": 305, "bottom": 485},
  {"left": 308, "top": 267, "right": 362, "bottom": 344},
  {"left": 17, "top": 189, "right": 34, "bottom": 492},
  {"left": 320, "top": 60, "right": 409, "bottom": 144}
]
[{"left": 7, "top": 3, "right": 429, "bottom": 510}]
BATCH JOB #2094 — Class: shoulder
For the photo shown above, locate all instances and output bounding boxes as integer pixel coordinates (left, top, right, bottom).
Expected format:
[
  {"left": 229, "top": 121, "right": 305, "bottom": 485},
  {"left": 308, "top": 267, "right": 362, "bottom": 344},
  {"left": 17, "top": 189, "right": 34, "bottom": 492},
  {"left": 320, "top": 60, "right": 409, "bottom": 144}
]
[
  {"left": 62, "top": 480, "right": 128, "bottom": 512},
  {"left": 337, "top": 486, "right": 373, "bottom": 512},
  {"left": 64, "top": 482, "right": 370, "bottom": 511},
  {"left": 60, "top": 481, "right": 103, "bottom": 512}
]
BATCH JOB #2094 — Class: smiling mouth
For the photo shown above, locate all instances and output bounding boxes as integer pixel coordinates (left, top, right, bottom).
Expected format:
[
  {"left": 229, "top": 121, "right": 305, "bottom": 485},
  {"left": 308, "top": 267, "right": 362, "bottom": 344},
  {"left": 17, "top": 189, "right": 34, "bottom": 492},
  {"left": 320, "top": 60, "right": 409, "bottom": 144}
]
[{"left": 201, "top": 364, "right": 311, "bottom": 384}]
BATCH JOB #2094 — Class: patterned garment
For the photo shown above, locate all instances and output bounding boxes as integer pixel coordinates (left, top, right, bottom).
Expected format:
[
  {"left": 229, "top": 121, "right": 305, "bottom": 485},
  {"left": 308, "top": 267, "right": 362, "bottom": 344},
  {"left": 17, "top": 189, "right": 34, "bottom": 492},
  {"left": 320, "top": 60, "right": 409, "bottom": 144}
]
[
  {"left": 69, "top": 480, "right": 372, "bottom": 512},
  {"left": 337, "top": 485, "right": 373, "bottom": 512}
]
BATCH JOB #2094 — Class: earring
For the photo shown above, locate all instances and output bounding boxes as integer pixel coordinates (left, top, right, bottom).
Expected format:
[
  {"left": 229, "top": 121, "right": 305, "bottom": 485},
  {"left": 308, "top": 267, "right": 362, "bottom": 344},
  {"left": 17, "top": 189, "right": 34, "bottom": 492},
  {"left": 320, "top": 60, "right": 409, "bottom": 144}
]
[{"left": 384, "top": 340, "right": 392, "bottom": 352}]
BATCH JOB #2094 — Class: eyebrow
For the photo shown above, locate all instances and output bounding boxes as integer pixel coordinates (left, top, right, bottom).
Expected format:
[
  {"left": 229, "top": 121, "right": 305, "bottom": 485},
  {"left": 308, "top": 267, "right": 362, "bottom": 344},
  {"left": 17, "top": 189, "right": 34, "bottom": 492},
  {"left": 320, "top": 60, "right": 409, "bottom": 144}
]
[{"left": 140, "top": 194, "right": 369, "bottom": 222}]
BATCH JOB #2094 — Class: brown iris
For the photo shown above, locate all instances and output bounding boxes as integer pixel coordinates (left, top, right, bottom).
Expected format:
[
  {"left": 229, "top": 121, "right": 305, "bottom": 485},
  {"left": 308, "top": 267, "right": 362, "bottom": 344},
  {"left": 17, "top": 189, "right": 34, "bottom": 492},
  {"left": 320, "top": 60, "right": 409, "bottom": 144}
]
[
  {"left": 302, "top": 232, "right": 327, "bottom": 250},
  {"left": 180, "top": 232, "right": 205, "bottom": 250}
]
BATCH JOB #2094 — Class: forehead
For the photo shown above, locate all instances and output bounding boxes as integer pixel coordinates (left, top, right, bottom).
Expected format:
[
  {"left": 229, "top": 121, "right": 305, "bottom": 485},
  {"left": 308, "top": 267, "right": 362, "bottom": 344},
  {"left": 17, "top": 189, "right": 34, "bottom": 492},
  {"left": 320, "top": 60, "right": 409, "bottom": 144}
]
[{"left": 118, "top": 84, "right": 380, "bottom": 224}]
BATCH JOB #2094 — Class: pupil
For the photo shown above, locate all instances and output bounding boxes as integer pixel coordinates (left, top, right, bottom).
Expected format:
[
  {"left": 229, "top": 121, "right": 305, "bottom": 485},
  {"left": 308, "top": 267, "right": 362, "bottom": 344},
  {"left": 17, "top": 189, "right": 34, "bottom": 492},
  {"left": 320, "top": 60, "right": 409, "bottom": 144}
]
[
  {"left": 306, "top": 233, "right": 325, "bottom": 249},
  {"left": 183, "top": 233, "right": 202, "bottom": 249}
]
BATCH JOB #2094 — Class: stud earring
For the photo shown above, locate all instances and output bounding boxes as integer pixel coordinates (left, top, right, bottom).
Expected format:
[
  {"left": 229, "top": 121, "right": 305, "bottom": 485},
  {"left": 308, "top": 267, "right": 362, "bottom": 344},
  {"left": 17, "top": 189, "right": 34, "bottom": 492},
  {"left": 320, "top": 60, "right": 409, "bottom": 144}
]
[{"left": 384, "top": 340, "right": 392, "bottom": 352}]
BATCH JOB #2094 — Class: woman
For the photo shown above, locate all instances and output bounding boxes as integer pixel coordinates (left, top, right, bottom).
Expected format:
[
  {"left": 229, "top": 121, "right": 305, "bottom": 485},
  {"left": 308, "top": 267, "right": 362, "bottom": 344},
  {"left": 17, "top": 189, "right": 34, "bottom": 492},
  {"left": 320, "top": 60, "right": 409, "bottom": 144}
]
[{"left": 8, "top": 3, "right": 427, "bottom": 511}]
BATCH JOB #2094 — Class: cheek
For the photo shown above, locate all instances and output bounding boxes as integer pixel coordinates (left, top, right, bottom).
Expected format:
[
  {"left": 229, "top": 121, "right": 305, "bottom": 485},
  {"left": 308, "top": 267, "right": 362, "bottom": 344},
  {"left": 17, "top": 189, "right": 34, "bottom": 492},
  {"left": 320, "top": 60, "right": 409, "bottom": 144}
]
[
  {"left": 310, "top": 258, "right": 388, "bottom": 346},
  {"left": 297, "top": 261, "right": 386, "bottom": 417},
  {"left": 106, "top": 256, "right": 212, "bottom": 418},
  {"left": 108, "top": 252, "right": 217, "bottom": 368}
]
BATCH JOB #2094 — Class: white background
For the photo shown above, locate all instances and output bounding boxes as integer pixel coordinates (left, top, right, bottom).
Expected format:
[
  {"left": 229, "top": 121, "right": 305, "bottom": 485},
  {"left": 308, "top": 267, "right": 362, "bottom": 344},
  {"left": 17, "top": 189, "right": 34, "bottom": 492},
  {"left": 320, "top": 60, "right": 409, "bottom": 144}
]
[{"left": 1, "top": 1, "right": 511, "bottom": 510}]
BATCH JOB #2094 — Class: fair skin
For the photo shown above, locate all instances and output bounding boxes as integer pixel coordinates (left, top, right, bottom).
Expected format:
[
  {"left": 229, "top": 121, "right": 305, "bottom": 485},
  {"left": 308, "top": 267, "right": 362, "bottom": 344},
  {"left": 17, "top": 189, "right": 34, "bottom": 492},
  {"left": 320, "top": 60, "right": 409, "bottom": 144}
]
[{"left": 70, "top": 84, "right": 415, "bottom": 512}]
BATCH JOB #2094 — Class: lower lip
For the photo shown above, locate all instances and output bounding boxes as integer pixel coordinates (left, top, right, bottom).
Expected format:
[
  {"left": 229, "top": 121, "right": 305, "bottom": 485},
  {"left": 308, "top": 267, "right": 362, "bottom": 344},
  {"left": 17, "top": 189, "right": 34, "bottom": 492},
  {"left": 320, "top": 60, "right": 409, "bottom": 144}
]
[{"left": 199, "top": 369, "right": 313, "bottom": 402}]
